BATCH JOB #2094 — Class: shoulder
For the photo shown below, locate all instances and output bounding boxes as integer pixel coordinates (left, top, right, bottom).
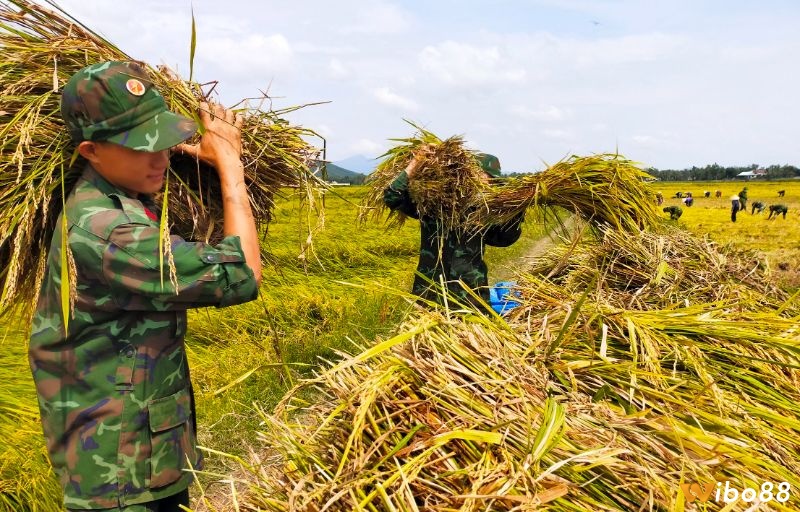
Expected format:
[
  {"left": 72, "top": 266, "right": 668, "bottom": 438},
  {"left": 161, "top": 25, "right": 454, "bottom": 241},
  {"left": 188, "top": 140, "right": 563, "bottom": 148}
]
[{"left": 66, "top": 179, "right": 156, "bottom": 240}]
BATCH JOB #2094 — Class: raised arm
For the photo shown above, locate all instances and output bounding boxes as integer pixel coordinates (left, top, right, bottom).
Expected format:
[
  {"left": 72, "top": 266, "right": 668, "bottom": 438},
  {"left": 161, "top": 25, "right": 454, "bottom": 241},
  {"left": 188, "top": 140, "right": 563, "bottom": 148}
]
[
  {"left": 383, "top": 155, "right": 424, "bottom": 219},
  {"left": 176, "top": 102, "right": 262, "bottom": 285}
]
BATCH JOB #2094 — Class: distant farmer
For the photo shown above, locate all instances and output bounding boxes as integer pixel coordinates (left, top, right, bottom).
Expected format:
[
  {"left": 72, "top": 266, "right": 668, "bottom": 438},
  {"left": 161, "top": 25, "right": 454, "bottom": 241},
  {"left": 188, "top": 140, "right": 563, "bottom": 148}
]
[
  {"left": 675, "top": 191, "right": 683, "bottom": 199},
  {"left": 663, "top": 205, "right": 683, "bottom": 220},
  {"left": 655, "top": 191, "right": 664, "bottom": 205},
  {"left": 730, "top": 194, "right": 740, "bottom": 222},
  {"left": 715, "top": 190, "right": 722, "bottom": 198},
  {"left": 768, "top": 204, "right": 789, "bottom": 219},
  {"left": 704, "top": 190, "right": 711, "bottom": 198},
  {"left": 29, "top": 61, "right": 261, "bottom": 511},
  {"left": 778, "top": 189, "right": 786, "bottom": 197},
  {"left": 384, "top": 152, "right": 523, "bottom": 309},
  {"left": 751, "top": 201, "right": 765, "bottom": 214},
  {"left": 738, "top": 186, "right": 749, "bottom": 211},
  {"left": 682, "top": 196, "right": 694, "bottom": 207}
]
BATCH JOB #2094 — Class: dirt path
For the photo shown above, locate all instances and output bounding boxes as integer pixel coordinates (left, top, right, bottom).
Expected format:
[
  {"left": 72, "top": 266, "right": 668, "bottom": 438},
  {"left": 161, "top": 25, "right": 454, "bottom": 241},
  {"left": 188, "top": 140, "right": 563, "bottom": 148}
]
[{"left": 492, "top": 216, "right": 576, "bottom": 282}]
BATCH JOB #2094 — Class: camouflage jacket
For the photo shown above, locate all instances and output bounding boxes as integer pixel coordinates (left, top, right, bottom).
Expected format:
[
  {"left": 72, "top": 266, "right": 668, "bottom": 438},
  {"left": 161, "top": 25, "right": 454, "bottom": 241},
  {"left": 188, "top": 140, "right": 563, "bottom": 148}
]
[
  {"left": 384, "top": 171, "right": 523, "bottom": 307},
  {"left": 29, "top": 165, "right": 258, "bottom": 509}
]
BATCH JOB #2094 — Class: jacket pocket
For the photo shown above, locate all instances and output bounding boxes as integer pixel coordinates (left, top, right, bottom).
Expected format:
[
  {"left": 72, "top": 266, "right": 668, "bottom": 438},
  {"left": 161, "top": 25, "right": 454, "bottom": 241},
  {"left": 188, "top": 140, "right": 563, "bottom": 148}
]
[{"left": 147, "top": 386, "right": 197, "bottom": 488}]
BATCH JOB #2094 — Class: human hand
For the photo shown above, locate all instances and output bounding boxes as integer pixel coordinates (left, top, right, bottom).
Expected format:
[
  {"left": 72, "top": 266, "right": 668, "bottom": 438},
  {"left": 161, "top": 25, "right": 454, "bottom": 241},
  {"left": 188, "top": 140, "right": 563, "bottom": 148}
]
[
  {"left": 404, "top": 146, "right": 431, "bottom": 179},
  {"left": 175, "top": 102, "right": 244, "bottom": 179}
]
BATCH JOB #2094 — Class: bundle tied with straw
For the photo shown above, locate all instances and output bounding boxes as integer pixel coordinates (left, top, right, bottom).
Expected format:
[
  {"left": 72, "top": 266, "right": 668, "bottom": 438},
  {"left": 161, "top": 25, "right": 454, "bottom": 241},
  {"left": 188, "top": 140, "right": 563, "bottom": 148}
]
[
  {"left": 236, "top": 227, "right": 800, "bottom": 511},
  {"left": 0, "top": 0, "right": 326, "bottom": 313},
  {"left": 471, "top": 153, "right": 662, "bottom": 233},
  {"left": 359, "top": 123, "right": 487, "bottom": 231}
]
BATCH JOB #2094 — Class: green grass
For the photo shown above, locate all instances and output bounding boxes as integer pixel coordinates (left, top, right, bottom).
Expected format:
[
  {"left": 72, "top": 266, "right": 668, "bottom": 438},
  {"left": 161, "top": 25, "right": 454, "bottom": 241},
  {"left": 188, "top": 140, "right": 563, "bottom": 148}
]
[{"left": 0, "top": 185, "right": 554, "bottom": 510}]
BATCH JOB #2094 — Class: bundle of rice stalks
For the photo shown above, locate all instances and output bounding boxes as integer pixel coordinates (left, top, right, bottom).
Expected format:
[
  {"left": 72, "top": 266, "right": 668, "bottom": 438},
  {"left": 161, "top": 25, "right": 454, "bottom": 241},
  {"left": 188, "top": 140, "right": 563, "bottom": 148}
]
[
  {"left": 473, "top": 153, "right": 661, "bottom": 233},
  {"left": 0, "top": 0, "right": 325, "bottom": 312},
  {"left": 241, "top": 312, "right": 800, "bottom": 510},
  {"left": 520, "top": 226, "right": 797, "bottom": 313},
  {"left": 359, "top": 123, "right": 486, "bottom": 230},
  {"left": 230, "top": 228, "right": 800, "bottom": 511}
]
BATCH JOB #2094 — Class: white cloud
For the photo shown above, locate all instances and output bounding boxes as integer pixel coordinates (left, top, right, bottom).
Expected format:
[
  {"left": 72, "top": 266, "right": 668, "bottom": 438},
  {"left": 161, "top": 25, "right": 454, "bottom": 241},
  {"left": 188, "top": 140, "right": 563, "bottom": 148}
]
[
  {"left": 351, "top": 138, "right": 384, "bottom": 155},
  {"left": 510, "top": 104, "right": 567, "bottom": 121},
  {"left": 372, "top": 87, "right": 419, "bottom": 111},
  {"left": 632, "top": 135, "right": 656, "bottom": 145},
  {"left": 340, "top": 2, "right": 412, "bottom": 35},
  {"left": 418, "top": 41, "right": 527, "bottom": 86},
  {"left": 542, "top": 129, "right": 571, "bottom": 139},
  {"left": 328, "top": 59, "right": 350, "bottom": 80},
  {"left": 197, "top": 34, "right": 293, "bottom": 77}
]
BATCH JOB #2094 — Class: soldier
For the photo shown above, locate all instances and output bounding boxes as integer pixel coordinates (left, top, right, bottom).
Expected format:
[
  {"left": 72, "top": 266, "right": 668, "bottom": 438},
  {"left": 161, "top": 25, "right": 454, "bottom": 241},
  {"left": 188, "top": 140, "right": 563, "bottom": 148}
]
[
  {"left": 29, "top": 61, "right": 262, "bottom": 511},
  {"left": 751, "top": 201, "right": 766, "bottom": 214},
  {"left": 768, "top": 204, "right": 789, "bottom": 219},
  {"left": 738, "top": 186, "right": 748, "bottom": 211},
  {"left": 383, "top": 152, "right": 523, "bottom": 309},
  {"left": 663, "top": 205, "right": 683, "bottom": 220}
]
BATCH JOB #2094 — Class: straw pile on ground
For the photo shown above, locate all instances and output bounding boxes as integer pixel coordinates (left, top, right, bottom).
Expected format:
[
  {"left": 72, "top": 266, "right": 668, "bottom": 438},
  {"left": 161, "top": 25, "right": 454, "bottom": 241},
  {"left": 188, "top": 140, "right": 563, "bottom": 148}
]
[
  {"left": 0, "top": 0, "right": 325, "bottom": 312},
  {"left": 230, "top": 224, "right": 800, "bottom": 510},
  {"left": 359, "top": 124, "right": 487, "bottom": 230}
]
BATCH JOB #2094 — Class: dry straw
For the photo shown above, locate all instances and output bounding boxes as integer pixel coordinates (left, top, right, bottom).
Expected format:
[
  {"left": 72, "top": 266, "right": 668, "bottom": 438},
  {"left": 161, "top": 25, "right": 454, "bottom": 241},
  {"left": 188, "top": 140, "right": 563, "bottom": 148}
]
[
  {"left": 361, "top": 126, "right": 661, "bottom": 238},
  {"left": 234, "top": 226, "right": 800, "bottom": 511},
  {"left": 221, "top": 171, "right": 800, "bottom": 511},
  {"left": 0, "top": 0, "right": 326, "bottom": 314},
  {"left": 359, "top": 123, "right": 487, "bottom": 231},
  {"left": 472, "top": 153, "right": 662, "bottom": 234}
]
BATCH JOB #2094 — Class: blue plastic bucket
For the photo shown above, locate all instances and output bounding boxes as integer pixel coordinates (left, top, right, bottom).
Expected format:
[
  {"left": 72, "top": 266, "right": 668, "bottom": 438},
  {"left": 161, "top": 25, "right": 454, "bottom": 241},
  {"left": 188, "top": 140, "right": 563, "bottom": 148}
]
[{"left": 489, "top": 281, "right": 521, "bottom": 315}]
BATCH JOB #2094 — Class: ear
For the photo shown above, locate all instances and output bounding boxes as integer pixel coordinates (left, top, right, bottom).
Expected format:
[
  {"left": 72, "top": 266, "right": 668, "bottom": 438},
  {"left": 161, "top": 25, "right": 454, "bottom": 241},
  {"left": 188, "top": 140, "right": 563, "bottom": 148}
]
[{"left": 77, "top": 140, "right": 101, "bottom": 163}]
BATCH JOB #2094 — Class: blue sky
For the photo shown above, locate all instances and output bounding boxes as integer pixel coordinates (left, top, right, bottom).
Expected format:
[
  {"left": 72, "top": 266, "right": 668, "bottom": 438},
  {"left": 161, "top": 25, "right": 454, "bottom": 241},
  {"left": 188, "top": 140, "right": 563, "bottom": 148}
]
[{"left": 43, "top": 0, "right": 800, "bottom": 172}]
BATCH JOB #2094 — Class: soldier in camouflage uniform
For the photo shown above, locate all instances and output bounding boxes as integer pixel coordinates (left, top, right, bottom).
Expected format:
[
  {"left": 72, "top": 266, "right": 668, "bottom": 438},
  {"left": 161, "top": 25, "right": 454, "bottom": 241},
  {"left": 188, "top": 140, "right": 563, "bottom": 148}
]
[
  {"left": 29, "top": 61, "right": 262, "bottom": 511},
  {"left": 384, "top": 153, "right": 523, "bottom": 309}
]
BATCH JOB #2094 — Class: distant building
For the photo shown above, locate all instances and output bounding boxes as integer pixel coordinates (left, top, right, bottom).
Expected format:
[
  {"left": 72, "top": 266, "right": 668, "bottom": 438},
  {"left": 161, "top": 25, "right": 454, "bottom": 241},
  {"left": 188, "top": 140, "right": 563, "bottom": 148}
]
[{"left": 736, "top": 168, "right": 767, "bottom": 180}]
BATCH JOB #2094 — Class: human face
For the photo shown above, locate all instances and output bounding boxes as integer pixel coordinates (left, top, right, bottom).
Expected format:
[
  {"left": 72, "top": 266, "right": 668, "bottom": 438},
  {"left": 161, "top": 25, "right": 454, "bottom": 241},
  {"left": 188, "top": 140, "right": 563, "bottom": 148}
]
[{"left": 78, "top": 140, "right": 170, "bottom": 196}]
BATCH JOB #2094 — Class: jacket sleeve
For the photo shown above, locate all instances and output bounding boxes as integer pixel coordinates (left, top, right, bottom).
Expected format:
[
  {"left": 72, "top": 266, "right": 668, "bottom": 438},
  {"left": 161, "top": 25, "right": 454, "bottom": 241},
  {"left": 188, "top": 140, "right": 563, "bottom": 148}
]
[
  {"left": 71, "top": 223, "right": 259, "bottom": 311},
  {"left": 383, "top": 171, "right": 420, "bottom": 219},
  {"left": 483, "top": 212, "right": 524, "bottom": 247}
]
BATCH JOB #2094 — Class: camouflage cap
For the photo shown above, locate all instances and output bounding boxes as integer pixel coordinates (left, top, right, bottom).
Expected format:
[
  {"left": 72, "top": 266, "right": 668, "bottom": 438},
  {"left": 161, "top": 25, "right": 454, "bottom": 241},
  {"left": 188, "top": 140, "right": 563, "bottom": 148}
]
[
  {"left": 476, "top": 153, "right": 502, "bottom": 177},
  {"left": 61, "top": 61, "right": 196, "bottom": 152}
]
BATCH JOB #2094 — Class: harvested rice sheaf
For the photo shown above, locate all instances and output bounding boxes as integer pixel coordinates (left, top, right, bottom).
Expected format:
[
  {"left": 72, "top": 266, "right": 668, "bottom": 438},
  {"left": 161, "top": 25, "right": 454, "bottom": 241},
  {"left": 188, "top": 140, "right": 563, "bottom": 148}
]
[
  {"left": 473, "top": 153, "right": 662, "bottom": 234},
  {"left": 240, "top": 228, "right": 800, "bottom": 511},
  {"left": 359, "top": 123, "right": 487, "bottom": 230},
  {"left": 0, "top": 0, "right": 325, "bottom": 313}
]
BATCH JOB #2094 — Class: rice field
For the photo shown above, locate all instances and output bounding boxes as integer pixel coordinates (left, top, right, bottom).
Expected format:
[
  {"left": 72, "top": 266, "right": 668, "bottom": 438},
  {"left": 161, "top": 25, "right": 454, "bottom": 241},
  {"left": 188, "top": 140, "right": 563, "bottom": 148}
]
[
  {"left": 0, "top": 185, "right": 556, "bottom": 512},
  {"left": 653, "top": 180, "right": 800, "bottom": 289}
]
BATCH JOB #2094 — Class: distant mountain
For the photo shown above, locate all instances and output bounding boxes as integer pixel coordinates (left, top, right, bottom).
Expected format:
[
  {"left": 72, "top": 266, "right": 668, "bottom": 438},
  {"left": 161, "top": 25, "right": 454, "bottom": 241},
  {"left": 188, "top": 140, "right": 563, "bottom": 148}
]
[
  {"left": 314, "top": 161, "right": 366, "bottom": 184},
  {"left": 333, "top": 154, "right": 382, "bottom": 174}
]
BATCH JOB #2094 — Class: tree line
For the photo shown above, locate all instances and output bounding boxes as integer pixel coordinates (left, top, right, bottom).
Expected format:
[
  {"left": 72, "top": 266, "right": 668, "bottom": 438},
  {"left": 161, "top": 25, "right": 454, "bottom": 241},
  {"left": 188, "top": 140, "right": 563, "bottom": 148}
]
[{"left": 644, "top": 164, "right": 800, "bottom": 181}]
